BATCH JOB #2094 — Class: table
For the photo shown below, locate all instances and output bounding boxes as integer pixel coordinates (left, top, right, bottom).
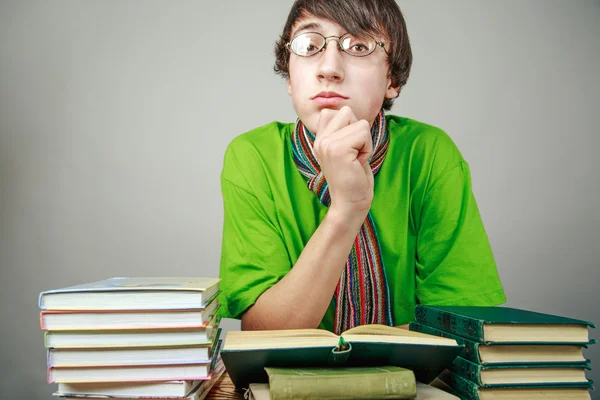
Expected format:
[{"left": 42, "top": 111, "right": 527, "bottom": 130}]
[{"left": 205, "top": 373, "right": 244, "bottom": 400}]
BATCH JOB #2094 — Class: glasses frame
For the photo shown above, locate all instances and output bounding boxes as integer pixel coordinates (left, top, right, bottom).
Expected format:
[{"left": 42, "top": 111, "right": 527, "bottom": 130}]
[{"left": 286, "top": 31, "right": 389, "bottom": 58}]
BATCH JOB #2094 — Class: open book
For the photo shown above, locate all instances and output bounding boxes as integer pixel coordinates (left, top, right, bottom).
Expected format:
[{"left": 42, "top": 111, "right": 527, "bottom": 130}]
[{"left": 221, "top": 324, "right": 462, "bottom": 390}]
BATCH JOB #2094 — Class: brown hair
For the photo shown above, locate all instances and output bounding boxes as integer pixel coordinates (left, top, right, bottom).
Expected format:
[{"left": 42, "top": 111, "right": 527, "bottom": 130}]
[{"left": 274, "top": 0, "right": 412, "bottom": 111}]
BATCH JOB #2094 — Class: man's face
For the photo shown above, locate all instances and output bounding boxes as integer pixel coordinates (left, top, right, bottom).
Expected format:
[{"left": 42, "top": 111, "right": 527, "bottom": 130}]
[{"left": 287, "top": 16, "right": 399, "bottom": 133}]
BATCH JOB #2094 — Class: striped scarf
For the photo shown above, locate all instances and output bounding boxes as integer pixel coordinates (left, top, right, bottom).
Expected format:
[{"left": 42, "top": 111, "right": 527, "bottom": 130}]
[{"left": 290, "top": 109, "right": 393, "bottom": 334}]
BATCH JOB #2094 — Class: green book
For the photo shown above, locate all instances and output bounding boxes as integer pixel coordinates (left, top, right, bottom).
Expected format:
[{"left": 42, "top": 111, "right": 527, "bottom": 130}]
[
  {"left": 414, "top": 305, "right": 595, "bottom": 343},
  {"left": 410, "top": 322, "right": 592, "bottom": 365},
  {"left": 220, "top": 324, "right": 463, "bottom": 390},
  {"left": 437, "top": 369, "right": 593, "bottom": 400},
  {"left": 450, "top": 356, "right": 591, "bottom": 387},
  {"left": 264, "top": 366, "right": 416, "bottom": 399},
  {"left": 248, "top": 381, "right": 461, "bottom": 400}
]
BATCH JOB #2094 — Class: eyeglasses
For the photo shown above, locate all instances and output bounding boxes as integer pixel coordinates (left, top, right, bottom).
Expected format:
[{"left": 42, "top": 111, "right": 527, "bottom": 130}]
[{"left": 286, "top": 32, "right": 389, "bottom": 57}]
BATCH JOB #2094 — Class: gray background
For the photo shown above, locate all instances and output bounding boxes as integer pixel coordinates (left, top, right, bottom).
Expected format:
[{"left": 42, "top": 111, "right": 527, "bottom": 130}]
[{"left": 1, "top": 0, "right": 598, "bottom": 398}]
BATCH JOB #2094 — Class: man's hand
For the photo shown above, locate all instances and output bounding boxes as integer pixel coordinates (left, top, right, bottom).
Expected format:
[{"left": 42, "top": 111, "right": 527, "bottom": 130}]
[{"left": 313, "top": 106, "right": 374, "bottom": 218}]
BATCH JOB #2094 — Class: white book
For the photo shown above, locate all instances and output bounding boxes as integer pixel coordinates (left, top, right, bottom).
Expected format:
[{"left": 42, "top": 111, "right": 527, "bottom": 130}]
[
  {"left": 53, "top": 357, "right": 225, "bottom": 400},
  {"left": 45, "top": 314, "right": 219, "bottom": 348},
  {"left": 56, "top": 380, "right": 201, "bottom": 398},
  {"left": 39, "top": 277, "right": 220, "bottom": 310},
  {"left": 54, "top": 357, "right": 225, "bottom": 399},
  {"left": 48, "top": 341, "right": 219, "bottom": 367},
  {"left": 48, "top": 363, "right": 212, "bottom": 383},
  {"left": 40, "top": 298, "right": 219, "bottom": 330}
]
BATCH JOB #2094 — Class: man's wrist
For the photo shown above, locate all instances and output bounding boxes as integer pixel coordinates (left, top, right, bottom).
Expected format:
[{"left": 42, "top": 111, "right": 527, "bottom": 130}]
[{"left": 324, "top": 206, "right": 368, "bottom": 235}]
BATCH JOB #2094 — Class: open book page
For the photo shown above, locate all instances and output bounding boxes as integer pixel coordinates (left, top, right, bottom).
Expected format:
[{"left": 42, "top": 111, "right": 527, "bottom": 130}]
[
  {"left": 341, "top": 324, "right": 458, "bottom": 346},
  {"left": 223, "top": 329, "right": 339, "bottom": 350},
  {"left": 223, "top": 325, "right": 457, "bottom": 350}
]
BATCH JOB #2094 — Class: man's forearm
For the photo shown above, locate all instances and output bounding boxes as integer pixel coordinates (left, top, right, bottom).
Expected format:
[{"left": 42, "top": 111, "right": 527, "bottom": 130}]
[{"left": 241, "top": 209, "right": 366, "bottom": 330}]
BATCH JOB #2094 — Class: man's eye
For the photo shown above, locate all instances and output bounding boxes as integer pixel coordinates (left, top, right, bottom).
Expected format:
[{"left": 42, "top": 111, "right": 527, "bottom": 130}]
[{"left": 352, "top": 44, "right": 368, "bottom": 52}]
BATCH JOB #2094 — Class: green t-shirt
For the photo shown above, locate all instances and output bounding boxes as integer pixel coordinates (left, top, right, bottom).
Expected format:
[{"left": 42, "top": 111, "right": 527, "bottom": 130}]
[{"left": 219, "top": 115, "right": 506, "bottom": 331}]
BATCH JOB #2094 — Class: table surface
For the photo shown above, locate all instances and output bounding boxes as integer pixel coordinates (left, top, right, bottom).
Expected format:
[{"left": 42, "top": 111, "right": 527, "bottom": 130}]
[{"left": 205, "top": 373, "right": 244, "bottom": 400}]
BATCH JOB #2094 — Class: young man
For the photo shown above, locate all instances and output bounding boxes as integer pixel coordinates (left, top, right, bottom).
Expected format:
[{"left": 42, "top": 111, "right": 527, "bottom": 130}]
[{"left": 219, "top": 0, "right": 505, "bottom": 334}]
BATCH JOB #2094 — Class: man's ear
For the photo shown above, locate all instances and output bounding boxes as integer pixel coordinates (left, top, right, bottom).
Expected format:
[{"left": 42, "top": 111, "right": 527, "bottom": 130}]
[
  {"left": 385, "top": 78, "right": 400, "bottom": 99},
  {"left": 287, "top": 77, "right": 292, "bottom": 96}
]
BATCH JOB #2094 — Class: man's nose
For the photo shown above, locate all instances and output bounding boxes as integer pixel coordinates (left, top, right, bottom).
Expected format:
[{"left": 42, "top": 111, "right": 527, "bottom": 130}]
[{"left": 316, "top": 40, "right": 345, "bottom": 82}]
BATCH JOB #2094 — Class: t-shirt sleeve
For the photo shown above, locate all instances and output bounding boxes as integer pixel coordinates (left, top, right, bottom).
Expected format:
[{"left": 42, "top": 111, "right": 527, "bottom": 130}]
[
  {"left": 218, "top": 143, "right": 291, "bottom": 320},
  {"left": 415, "top": 159, "right": 507, "bottom": 306}
]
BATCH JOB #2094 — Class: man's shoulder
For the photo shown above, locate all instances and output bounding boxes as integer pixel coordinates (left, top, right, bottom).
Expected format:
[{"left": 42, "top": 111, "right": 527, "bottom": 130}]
[
  {"left": 387, "top": 114, "right": 464, "bottom": 162},
  {"left": 227, "top": 121, "right": 293, "bottom": 152},
  {"left": 222, "top": 121, "right": 293, "bottom": 181},
  {"left": 388, "top": 114, "right": 453, "bottom": 144}
]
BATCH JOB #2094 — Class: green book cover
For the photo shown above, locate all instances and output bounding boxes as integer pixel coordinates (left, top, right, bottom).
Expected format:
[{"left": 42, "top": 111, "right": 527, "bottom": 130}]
[
  {"left": 450, "top": 356, "right": 591, "bottom": 387},
  {"left": 414, "top": 305, "right": 595, "bottom": 343},
  {"left": 220, "top": 325, "right": 463, "bottom": 391},
  {"left": 410, "top": 322, "right": 483, "bottom": 363},
  {"left": 264, "top": 366, "right": 416, "bottom": 400},
  {"left": 409, "top": 322, "right": 593, "bottom": 365},
  {"left": 438, "top": 369, "right": 594, "bottom": 400}
]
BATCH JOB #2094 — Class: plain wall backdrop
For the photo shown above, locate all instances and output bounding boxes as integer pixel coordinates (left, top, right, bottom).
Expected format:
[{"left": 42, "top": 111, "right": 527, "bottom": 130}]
[{"left": 1, "top": 0, "right": 599, "bottom": 398}]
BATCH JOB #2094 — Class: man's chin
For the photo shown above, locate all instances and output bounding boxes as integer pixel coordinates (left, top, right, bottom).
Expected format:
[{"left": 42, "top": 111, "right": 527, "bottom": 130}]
[{"left": 319, "top": 104, "right": 344, "bottom": 111}]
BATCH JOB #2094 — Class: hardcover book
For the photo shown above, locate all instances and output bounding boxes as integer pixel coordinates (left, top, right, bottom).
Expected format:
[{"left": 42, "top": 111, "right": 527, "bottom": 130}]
[
  {"left": 220, "top": 324, "right": 462, "bottom": 390},
  {"left": 414, "top": 305, "right": 595, "bottom": 343},
  {"left": 437, "top": 369, "right": 593, "bottom": 400},
  {"left": 48, "top": 329, "right": 221, "bottom": 367},
  {"left": 449, "top": 356, "right": 591, "bottom": 386},
  {"left": 265, "top": 366, "right": 417, "bottom": 399},
  {"left": 248, "top": 381, "right": 461, "bottom": 400},
  {"left": 48, "top": 340, "right": 222, "bottom": 383},
  {"left": 44, "top": 313, "right": 220, "bottom": 348},
  {"left": 40, "top": 299, "right": 219, "bottom": 331},
  {"left": 39, "top": 277, "right": 220, "bottom": 310},
  {"left": 410, "top": 322, "right": 591, "bottom": 365},
  {"left": 54, "top": 356, "right": 225, "bottom": 399}
]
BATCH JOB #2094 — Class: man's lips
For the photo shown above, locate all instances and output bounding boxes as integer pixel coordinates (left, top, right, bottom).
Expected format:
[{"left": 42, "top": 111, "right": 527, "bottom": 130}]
[
  {"left": 312, "top": 91, "right": 348, "bottom": 107},
  {"left": 311, "top": 91, "right": 348, "bottom": 100}
]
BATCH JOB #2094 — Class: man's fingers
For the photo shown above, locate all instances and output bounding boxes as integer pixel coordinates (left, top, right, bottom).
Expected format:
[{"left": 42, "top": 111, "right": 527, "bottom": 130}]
[
  {"left": 316, "top": 106, "right": 357, "bottom": 137},
  {"left": 316, "top": 109, "right": 338, "bottom": 136},
  {"left": 319, "top": 120, "right": 373, "bottom": 164}
]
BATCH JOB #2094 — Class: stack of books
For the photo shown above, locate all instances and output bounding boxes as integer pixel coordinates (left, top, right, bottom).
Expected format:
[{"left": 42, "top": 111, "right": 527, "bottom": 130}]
[
  {"left": 410, "top": 305, "right": 596, "bottom": 400},
  {"left": 38, "top": 277, "right": 224, "bottom": 400}
]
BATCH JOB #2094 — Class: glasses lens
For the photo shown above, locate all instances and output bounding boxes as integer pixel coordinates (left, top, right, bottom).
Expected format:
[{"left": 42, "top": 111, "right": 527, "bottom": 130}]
[
  {"left": 340, "top": 34, "right": 376, "bottom": 56},
  {"left": 290, "top": 33, "right": 324, "bottom": 56}
]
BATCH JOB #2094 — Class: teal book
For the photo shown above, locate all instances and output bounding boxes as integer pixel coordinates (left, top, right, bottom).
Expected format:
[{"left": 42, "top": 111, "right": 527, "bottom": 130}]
[
  {"left": 410, "top": 322, "right": 593, "bottom": 365},
  {"left": 450, "top": 356, "right": 591, "bottom": 386},
  {"left": 264, "top": 366, "right": 416, "bottom": 399},
  {"left": 220, "top": 324, "right": 463, "bottom": 391},
  {"left": 437, "top": 369, "right": 593, "bottom": 400},
  {"left": 414, "top": 305, "right": 595, "bottom": 343}
]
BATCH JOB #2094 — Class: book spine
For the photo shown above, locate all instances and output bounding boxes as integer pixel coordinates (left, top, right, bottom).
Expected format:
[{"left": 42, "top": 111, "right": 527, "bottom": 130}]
[
  {"left": 409, "top": 322, "right": 482, "bottom": 363},
  {"left": 47, "top": 349, "right": 52, "bottom": 367},
  {"left": 40, "top": 311, "right": 46, "bottom": 330},
  {"left": 437, "top": 370, "right": 481, "bottom": 400},
  {"left": 414, "top": 305, "right": 485, "bottom": 341},
  {"left": 450, "top": 356, "right": 484, "bottom": 386},
  {"left": 209, "top": 339, "right": 222, "bottom": 372},
  {"left": 38, "top": 292, "right": 45, "bottom": 309},
  {"left": 268, "top": 370, "right": 417, "bottom": 400},
  {"left": 44, "top": 331, "right": 50, "bottom": 348},
  {"left": 441, "top": 370, "right": 482, "bottom": 400}
]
